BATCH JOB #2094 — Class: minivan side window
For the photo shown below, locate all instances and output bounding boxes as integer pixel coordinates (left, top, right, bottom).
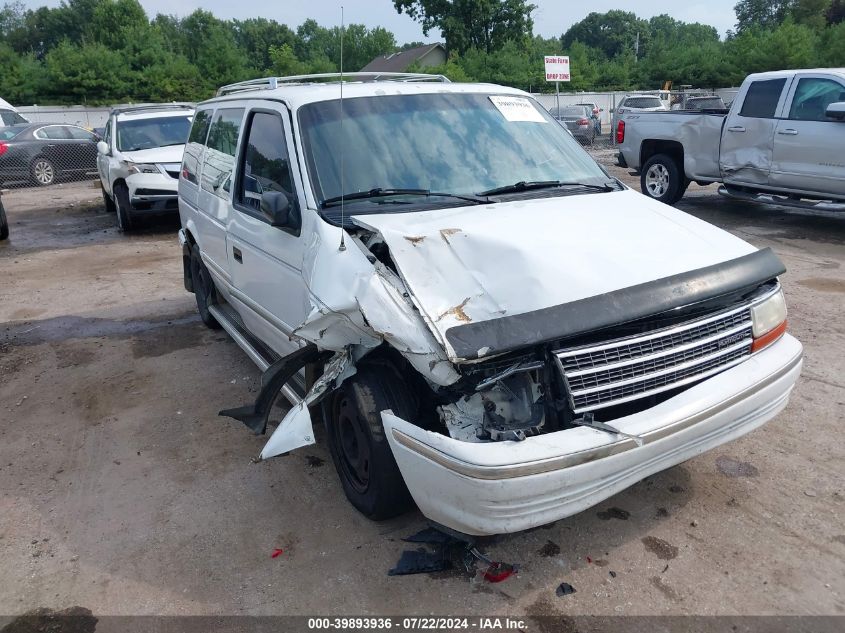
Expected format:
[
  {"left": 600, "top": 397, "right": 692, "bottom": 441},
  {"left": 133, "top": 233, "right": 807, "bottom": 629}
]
[
  {"left": 739, "top": 79, "right": 787, "bottom": 119},
  {"left": 201, "top": 108, "right": 244, "bottom": 196},
  {"left": 182, "top": 108, "right": 212, "bottom": 185},
  {"left": 235, "top": 111, "right": 300, "bottom": 233},
  {"left": 788, "top": 78, "right": 845, "bottom": 122}
]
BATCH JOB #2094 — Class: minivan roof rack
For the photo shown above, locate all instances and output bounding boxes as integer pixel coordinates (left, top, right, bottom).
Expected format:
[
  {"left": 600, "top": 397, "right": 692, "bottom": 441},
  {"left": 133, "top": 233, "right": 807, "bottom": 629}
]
[
  {"left": 216, "top": 72, "right": 450, "bottom": 96},
  {"left": 110, "top": 103, "right": 195, "bottom": 116}
]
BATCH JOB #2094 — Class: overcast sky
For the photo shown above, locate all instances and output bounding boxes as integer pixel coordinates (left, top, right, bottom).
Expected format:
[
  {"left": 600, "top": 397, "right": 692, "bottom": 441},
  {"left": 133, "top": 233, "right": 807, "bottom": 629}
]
[{"left": 20, "top": 0, "right": 741, "bottom": 41}]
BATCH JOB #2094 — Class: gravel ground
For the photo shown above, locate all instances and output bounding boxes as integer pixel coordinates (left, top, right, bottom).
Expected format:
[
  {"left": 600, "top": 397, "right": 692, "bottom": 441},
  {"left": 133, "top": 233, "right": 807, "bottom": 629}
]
[{"left": 0, "top": 175, "right": 843, "bottom": 621}]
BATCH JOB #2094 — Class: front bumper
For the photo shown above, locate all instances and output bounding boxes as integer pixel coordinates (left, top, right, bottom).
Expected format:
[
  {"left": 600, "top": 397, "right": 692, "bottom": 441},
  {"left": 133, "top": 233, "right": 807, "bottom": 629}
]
[
  {"left": 383, "top": 334, "right": 803, "bottom": 536},
  {"left": 126, "top": 173, "right": 178, "bottom": 212}
]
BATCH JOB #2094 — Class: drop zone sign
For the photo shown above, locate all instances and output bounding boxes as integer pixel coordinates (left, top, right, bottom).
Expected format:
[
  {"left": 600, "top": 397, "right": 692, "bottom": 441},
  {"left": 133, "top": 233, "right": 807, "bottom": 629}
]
[{"left": 544, "top": 56, "right": 570, "bottom": 82}]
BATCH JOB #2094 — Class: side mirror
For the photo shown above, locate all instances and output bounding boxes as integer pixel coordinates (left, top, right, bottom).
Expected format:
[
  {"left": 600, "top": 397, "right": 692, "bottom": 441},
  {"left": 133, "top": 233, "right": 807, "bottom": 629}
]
[
  {"left": 825, "top": 102, "right": 845, "bottom": 120},
  {"left": 96, "top": 141, "right": 110, "bottom": 156},
  {"left": 260, "top": 190, "right": 290, "bottom": 227}
]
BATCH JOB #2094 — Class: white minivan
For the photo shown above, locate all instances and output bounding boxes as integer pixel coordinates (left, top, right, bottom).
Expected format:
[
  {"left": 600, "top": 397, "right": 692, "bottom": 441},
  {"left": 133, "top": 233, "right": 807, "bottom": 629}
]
[{"left": 178, "top": 73, "right": 802, "bottom": 536}]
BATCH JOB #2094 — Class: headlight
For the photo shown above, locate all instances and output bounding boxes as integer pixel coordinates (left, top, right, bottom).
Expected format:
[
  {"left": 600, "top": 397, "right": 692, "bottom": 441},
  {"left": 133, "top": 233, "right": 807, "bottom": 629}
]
[
  {"left": 750, "top": 288, "right": 787, "bottom": 352},
  {"left": 125, "top": 162, "right": 159, "bottom": 174}
]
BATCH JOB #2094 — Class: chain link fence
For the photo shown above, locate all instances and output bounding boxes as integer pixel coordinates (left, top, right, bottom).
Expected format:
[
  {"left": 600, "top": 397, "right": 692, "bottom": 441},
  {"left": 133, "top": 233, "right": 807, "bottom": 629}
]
[{"left": 0, "top": 122, "right": 101, "bottom": 191}]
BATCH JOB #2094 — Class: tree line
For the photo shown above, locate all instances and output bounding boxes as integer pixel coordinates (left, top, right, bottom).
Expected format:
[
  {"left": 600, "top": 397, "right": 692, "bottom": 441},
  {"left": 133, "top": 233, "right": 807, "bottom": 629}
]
[{"left": 0, "top": 0, "right": 843, "bottom": 106}]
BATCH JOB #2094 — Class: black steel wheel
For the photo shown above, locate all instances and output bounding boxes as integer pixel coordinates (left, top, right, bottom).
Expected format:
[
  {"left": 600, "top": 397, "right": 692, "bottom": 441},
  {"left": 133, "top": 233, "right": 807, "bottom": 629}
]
[{"left": 324, "top": 361, "right": 416, "bottom": 520}]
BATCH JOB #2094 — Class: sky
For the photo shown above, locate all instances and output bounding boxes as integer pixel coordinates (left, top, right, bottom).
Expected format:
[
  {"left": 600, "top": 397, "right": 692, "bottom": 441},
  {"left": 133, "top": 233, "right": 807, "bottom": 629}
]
[{"left": 19, "top": 0, "right": 741, "bottom": 41}]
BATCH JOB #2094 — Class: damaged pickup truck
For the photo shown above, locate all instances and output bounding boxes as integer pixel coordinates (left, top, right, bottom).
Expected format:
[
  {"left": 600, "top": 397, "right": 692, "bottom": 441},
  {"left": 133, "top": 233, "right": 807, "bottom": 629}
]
[{"left": 177, "top": 73, "right": 803, "bottom": 536}]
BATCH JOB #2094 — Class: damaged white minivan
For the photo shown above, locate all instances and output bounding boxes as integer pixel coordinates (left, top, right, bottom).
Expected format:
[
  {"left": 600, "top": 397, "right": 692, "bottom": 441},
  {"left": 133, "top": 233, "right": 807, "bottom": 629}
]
[{"left": 177, "top": 73, "right": 803, "bottom": 536}]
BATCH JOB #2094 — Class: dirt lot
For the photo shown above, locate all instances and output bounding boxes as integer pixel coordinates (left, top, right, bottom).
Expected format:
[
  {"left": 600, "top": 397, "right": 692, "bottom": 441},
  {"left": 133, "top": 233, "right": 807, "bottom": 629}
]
[{"left": 1, "top": 175, "right": 843, "bottom": 621}]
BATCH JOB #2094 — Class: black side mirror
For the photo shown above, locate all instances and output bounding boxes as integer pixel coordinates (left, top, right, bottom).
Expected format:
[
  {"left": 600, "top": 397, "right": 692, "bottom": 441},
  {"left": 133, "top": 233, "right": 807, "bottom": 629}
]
[
  {"left": 825, "top": 102, "right": 845, "bottom": 120},
  {"left": 260, "top": 190, "right": 290, "bottom": 227}
]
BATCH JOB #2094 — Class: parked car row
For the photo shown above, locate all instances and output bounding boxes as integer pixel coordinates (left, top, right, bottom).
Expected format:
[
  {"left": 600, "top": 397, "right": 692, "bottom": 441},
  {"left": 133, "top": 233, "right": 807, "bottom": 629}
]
[{"left": 0, "top": 123, "right": 100, "bottom": 187}]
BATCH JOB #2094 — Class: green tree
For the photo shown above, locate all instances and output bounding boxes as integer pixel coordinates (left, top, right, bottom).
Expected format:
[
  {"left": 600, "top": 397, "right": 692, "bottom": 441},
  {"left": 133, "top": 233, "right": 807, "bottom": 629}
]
[
  {"left": 233, "top": 18, "right": 298, "bottom": 74},
  {"left": 90, "top": 0, "right": 148, "bottom": 49},
  {"left": 561, "top": 11, "right": 650, "bottom": 60},
  {"left": 43, "top": 40, "right": 129, "bottom": 103},
  {"left": 393, "top": 0, "right": 536, "bottom": 54},
  {"left": 733, "top": 0, "right": 791, "bottom": 33}
]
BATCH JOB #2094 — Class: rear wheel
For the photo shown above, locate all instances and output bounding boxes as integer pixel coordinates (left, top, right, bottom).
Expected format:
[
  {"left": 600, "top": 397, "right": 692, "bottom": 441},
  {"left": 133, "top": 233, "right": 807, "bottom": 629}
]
[
  {"left": 189, "top": 243, "right": 220, "bottom": 329},
  {"left": 113, "top": 183, "right": 133, "bottom": 232},
  {"left": 324, "top": 360, "right": 416, "bottom": 520},
  {"left": 641, "top": 154, "right": 685, "bottom": 204},
  {"left": 0, "top": 200, "right": 8, "bottom": 240},
  {"left": 31, "top": 158, "right": 56, "bottom": 186}
]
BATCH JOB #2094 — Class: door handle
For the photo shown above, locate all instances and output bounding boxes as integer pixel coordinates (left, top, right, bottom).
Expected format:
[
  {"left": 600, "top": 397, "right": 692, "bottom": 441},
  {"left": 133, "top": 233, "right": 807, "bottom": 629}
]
[
  {"left": 727, "top": 126, "right": 746, "bottom": 133},
  {"left": 777, "top": 129, "right": 799, "bottom": 136},
  {"left": 232, "top": 246, "right": 242, "bottom": 263}
]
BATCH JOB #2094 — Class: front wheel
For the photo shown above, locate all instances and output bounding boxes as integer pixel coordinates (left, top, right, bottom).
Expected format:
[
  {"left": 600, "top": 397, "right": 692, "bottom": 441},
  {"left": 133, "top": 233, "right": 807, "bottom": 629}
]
[
  {"left": 324, "top": 360, "right": 416, "bottom": 520},
  {"left": 640, "top": 154, "right": 686, "bottom": 204},
  {"left": 113, "top": 184, "right": 134, "bottom": 232},
  {"left": 102, "top": 184, "right": 116, "bottom": 213}
]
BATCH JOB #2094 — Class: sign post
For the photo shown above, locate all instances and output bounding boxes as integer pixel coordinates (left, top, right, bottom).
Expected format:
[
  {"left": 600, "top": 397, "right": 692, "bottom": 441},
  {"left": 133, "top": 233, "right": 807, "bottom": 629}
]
[{"left": 544, "top": 55, "right": 571, "bottom": 116}]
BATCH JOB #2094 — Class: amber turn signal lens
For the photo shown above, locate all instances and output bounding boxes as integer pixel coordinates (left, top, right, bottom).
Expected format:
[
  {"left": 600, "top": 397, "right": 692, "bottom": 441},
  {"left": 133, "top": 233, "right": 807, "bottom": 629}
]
[{"left": 751, "top": 319, "right": 787, "bottom": 353}]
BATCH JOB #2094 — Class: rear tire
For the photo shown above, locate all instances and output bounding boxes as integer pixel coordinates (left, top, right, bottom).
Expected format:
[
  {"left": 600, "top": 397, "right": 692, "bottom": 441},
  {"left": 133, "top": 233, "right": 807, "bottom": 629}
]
[
  {"left": 189, "top": 243, "right": 220, "bottom": 329},
  {"left": 114, "top": 184, "right": 134, "bottom": 232},
  {"left": 324, "top": 360, "right": 416, "bottom": 520},
  {"left": 641, "top": 154, "right": 685, "bottom": 204},
  {"left": 0, "top": 201, "right": 8, "bottom": 240}
]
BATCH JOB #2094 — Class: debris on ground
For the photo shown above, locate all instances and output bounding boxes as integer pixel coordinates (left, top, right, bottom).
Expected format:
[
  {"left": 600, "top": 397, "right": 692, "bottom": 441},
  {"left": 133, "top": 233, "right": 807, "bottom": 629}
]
[
  {"left": 270, "top": 548, "right": 284, "bottom": 558},
  {"left": 556, "top": 582, "right": 577, "bottom": 597},
  {"left": 609, "top": 571, "right": 617, "bottom": 578},
  {"left": 389, "top": 526, "right": 518, "bottom": 582}
]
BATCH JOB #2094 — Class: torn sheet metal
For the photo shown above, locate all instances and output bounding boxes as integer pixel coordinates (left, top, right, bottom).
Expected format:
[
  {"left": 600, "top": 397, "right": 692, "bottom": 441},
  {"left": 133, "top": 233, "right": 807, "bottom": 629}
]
[
  {"left": 351, "top": 190, "right": 756, "bottom": 361},
  {"left": 290, "top": 230, "right": 460, "bottom": 386},
  {"left": 259, "top": 349, "right": 356, "bottom": 460}
]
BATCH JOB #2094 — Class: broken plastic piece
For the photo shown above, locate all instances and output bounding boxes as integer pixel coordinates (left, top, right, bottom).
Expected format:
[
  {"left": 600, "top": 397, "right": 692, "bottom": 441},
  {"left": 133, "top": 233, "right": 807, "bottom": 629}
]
[
  {"left": 483, "top": 562, "right": 518, "bottom": 583},
  {"left": 556, "top": 582, "right": 576, "bottom": 597},
  {"left": 271, "top": 548, "right": 284, "bottom": 558},
  {"left": 403, "top": 527, "right": 454, "bottom": 545},
  {"left": 388, "top": 549, "right": 451, "bottom": 575},
  {"left": 571, "top": 412, "right": 645, "bottom": 447}
]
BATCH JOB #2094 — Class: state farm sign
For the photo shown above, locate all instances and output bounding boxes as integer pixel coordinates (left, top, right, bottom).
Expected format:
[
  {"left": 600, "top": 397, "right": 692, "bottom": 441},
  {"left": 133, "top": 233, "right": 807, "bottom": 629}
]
[{"left": 544, "top": 56, "right": 570, "bottom": 82}]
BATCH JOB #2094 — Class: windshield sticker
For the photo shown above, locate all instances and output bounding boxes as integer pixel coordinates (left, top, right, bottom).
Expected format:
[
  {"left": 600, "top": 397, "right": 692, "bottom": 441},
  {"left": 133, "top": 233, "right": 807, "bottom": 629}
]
[{"left": 489, "top": 96, "right": 547, "bottom": 123}]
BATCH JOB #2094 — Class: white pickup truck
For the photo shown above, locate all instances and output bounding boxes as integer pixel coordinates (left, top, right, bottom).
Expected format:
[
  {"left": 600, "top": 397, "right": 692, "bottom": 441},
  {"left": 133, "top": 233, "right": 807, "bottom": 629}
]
[{"left": 618, "top": 69, "right": 845, "bottom": 210}]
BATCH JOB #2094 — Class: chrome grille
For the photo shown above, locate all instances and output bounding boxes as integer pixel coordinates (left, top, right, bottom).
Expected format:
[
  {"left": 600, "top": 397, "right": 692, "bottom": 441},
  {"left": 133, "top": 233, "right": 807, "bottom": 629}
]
[{"left": 555, "top": 305, "right": 754, "bottom": 414}]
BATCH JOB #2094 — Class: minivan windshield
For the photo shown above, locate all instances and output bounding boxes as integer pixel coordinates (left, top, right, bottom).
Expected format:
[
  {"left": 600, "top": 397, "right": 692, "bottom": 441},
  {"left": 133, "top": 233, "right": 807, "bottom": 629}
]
[
  {"left": 116, "top": 115, "right": 192, "bottom": 152},
  {"left": 299, "top": 93, "right": 611, "bottom": 211}
]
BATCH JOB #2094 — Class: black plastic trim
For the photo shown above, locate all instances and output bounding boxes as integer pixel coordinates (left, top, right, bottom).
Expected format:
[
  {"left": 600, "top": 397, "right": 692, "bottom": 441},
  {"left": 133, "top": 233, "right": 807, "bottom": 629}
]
[{"left": 445, "top": 248, "right": 786, "bottom": 360}]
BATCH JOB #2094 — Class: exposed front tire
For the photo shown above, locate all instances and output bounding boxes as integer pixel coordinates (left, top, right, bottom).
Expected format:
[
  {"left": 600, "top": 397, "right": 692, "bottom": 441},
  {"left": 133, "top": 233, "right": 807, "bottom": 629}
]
[
  {"left": 114, "top": 184, "right": 134, "bottom": 232},
  {"left": 189, "top": 243, "right": 220, "bottom": 329},
  {"left": 102, "top": 184, "right": 116, "bottom": 213},
  {"left": 31, "top": 158, "right": 56, "bottom": 186},
  {"left": 641, "top": 154, "right": 686, "bottom": 204},
  {"left": 0, "top": 200, "right": 8, "bottom": 240},
  {"left": 324, "top": 360, "right": 416, "bottom": 520}
]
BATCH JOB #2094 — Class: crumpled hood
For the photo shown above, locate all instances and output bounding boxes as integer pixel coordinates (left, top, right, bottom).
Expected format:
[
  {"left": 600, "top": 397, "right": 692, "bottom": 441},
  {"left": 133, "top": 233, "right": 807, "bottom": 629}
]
[
  {"left": 352, "top": 189, "right": 757, "bottom": 360},
  {"left": 121, "top": 145, "right": 184, "bottom": 164}
]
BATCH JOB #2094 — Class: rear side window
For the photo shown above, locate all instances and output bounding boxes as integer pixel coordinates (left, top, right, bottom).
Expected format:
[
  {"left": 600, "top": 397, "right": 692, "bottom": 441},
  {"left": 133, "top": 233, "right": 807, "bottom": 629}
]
[
  {"left": 35, "top": 126, "right": 71, "bottom": 140},
  {"left": 66, "top": 126, "right": 97, "bottom": 140},
  {"left": 740, "top": 79, "right": 787, "bottom": 119},
  {"left": 182, "top": 109, "right": 212, "bottom": 185},
  {"left": 235, "top": 111, "right": 300, "bottom": 233},
  {"left": 623, "top": 97, "right": 662, "bottom": 109},
  {"left": 201, "top": 108, "right": 244, "bottom": 196}
]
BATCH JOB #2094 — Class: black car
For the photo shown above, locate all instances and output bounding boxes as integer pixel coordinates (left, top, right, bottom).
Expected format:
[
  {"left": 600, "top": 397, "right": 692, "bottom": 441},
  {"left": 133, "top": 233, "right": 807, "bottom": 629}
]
[{"left": 0, "top": 123, "right": 100, "bottom": 187}]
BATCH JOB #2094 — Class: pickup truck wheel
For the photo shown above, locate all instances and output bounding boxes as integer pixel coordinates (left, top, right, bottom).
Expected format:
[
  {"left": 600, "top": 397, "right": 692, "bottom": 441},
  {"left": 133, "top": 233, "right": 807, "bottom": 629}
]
[
  {"left": 114, "top": 184, "right": 134, "bottom": 232},
  {"left": 0, "top": 200, "right": 8, "bottom": 240},
  {"left": 189, "top": 244, "right": 221, "bottom": 329},
  {"left": 641, "top": 154, "right": 685, "bottom": 204},
  {"left": 325, "top": 361, "right": 415, "bottom": 520}
]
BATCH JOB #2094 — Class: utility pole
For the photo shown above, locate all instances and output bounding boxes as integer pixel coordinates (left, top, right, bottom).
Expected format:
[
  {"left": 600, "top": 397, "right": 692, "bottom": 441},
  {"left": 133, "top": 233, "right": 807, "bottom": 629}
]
[{"left": 634, "top": 31, "right": 639, "bottom": 62}]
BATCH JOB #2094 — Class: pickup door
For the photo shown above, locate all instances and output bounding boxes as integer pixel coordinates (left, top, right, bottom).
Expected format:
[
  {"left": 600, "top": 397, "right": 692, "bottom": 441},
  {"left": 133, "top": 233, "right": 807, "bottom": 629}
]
[
  {"left": 769, "top": 74, "right": 845, "bottom": 197},
  {"left": 720, "top": 77, "right": 790, "bottom": 186}
]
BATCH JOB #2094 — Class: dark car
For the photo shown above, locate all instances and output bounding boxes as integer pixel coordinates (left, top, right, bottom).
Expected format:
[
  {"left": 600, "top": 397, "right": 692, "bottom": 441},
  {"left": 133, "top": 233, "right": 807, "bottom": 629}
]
[
  {"left": 550, "top": 105, "right": 596, "bottom": 144},
  {"left": 0, "top": 123, "right": 100, "bottom": 187}
]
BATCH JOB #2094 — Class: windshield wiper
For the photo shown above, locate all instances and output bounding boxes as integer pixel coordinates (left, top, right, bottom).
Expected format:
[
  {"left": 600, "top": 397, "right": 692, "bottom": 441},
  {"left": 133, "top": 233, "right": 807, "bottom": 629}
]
[
  {"left": 478, "top": 180, "right": 616, "bottom": 196},
  {"left": 321, "top": 188, "right": 487, "bottom": 208}
]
